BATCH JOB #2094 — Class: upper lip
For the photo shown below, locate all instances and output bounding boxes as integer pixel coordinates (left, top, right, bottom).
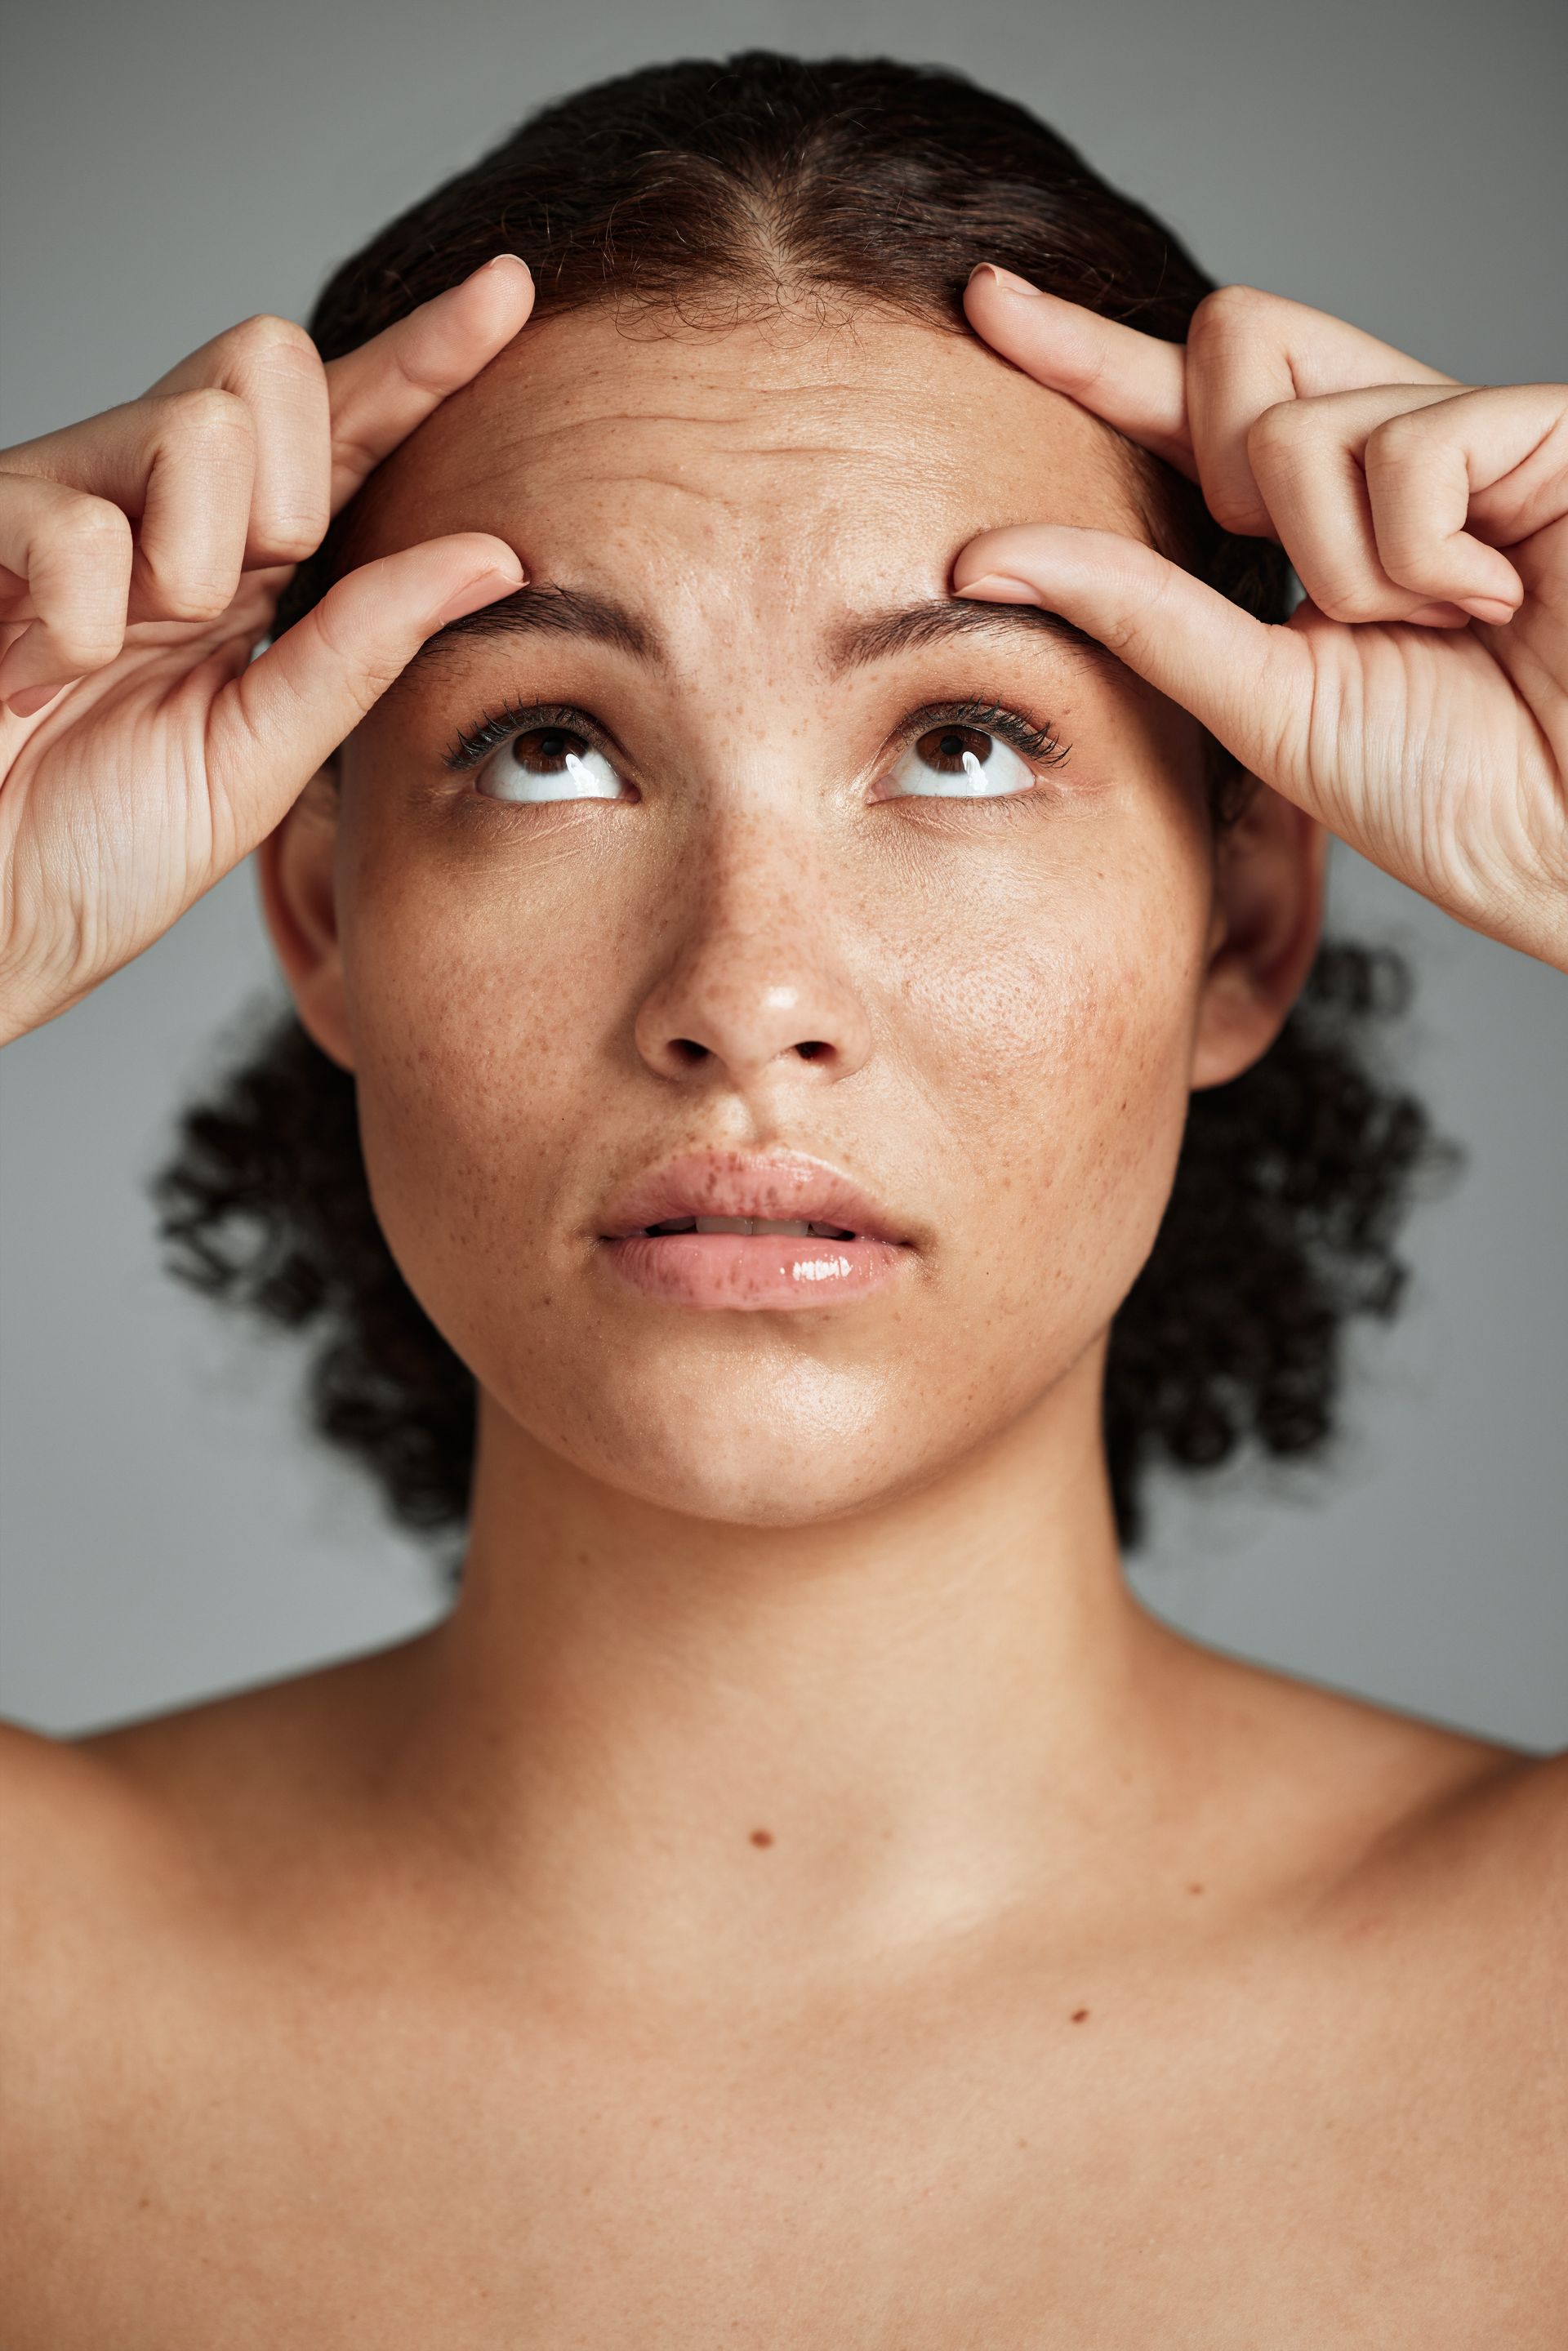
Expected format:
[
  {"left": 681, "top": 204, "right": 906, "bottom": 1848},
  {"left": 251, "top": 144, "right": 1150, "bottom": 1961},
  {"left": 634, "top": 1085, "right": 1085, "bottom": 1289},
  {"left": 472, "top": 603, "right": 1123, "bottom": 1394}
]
[{"left": 598, "top": 1149, "right": 911, "bottom": 1245}]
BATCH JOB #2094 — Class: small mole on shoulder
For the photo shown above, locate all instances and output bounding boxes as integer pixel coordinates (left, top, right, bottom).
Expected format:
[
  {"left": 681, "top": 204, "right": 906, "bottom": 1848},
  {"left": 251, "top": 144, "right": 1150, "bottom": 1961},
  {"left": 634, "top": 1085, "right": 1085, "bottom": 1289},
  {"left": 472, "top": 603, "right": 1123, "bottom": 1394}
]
[
  {"left": 1187, "top": 1881, "right": 1205, "bottom": 1895},
  {"left": 1070, "top": 2006, "right": 1090, "bottom": 2024},
  {"left": 749, "top": 1828, "right": 774, "bottom": 1846}
]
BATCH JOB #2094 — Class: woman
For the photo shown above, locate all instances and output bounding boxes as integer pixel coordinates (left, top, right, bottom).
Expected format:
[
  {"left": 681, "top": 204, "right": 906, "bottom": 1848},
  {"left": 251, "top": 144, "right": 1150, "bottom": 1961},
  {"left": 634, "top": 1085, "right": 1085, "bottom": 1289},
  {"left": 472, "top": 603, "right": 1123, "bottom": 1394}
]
[{"left": 1, "top": 48, "right": 1563, "bottom": 2342}]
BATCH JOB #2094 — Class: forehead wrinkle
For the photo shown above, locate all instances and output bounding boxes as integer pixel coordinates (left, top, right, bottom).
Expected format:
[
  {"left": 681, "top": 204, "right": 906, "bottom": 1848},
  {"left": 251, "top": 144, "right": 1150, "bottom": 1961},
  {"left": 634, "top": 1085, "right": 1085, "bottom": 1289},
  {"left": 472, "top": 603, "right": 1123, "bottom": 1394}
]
[{"left": 442, "top": 369, "right": 1013, "bottom": 483}]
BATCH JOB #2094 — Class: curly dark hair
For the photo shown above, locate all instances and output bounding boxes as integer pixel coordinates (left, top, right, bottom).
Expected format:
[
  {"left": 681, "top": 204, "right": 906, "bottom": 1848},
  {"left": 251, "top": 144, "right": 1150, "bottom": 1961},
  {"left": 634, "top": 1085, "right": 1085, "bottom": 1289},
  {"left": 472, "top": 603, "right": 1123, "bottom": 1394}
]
[{"left": 149, "top": 50, "right": 1454, "bottom": 1570}]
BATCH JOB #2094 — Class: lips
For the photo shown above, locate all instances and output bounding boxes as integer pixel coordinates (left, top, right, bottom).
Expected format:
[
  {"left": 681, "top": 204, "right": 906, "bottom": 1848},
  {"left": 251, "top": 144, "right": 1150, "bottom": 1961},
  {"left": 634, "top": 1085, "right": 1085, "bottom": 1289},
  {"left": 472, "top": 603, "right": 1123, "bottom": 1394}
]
[
  {"left": 598, "top": 1149, "right": 909, "bottom": 1246},
  {"left": 595, "top": 1150, "right": 914, "bottom": 1311}
]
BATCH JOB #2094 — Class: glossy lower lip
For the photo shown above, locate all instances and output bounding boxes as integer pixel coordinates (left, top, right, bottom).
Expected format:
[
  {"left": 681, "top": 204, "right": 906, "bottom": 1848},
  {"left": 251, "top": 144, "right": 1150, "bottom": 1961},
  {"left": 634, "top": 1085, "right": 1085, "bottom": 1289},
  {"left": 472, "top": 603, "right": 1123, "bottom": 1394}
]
[{"left": 599, "top": 1231, "right": 911, "bottom": 1310}]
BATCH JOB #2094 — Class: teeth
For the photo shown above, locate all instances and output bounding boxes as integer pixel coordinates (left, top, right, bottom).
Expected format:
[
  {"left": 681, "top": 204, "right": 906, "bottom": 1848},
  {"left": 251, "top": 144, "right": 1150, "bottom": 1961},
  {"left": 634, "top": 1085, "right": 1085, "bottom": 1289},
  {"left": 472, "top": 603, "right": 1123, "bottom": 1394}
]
[
  {"left": 641, "top": 1216, "right": 859, "bottom": 1239},
  {"left": 696, "top": 1216, "right": 803, "bottom": 1236}
]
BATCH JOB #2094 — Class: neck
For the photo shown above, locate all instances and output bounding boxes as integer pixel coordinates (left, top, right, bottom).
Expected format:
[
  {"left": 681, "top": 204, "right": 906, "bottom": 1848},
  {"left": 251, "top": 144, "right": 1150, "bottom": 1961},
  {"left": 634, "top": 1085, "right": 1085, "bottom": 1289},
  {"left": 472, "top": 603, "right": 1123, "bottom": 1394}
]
[{"left": 386, "top": 1339, "right": 1191, "bottom": 2001}]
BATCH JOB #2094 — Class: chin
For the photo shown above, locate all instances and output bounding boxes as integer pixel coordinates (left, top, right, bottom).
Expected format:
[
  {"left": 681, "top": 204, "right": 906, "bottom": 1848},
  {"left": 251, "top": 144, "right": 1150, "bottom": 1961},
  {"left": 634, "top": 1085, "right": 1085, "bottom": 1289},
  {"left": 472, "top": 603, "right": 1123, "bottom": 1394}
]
[{"left": 514, "top": 1347, "right": 932, "bottom": 1527}]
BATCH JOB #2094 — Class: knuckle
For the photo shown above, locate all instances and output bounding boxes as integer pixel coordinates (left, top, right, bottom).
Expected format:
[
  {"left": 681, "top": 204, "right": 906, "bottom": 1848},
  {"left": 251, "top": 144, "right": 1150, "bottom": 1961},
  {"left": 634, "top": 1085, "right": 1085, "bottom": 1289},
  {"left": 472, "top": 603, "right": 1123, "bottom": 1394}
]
[
  {"left": 49, "top": 493, "right": 133, "bottom": 566},
  {"left": 1245, "top": 399, "right": 1305, "bottom": 463},
  {"left": 1189, "top": 283, "right": 1272, "bottom": 352},
  {"left": 1364, "top": 410, "right": 1432, "bottom": 478},
  {"left": 218, "top": 312, "right": 317, "bottom": 371},
  {"left": 161, "top": 385, "right": 256, "bottom": 455}
]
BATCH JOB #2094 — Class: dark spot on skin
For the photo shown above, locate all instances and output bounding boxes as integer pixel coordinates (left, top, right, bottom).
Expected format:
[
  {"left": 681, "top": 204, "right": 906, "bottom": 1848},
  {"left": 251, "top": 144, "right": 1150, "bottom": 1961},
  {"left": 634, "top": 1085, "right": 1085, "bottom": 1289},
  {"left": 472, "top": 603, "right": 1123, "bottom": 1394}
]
[
  {"left": 750, "top": 1828, "right": 774, "bottom": 1846},
  {"left": 1071, "top": 2007, "right": 1090, "bottom": 2024},
  {"left": 1187, "top": 1881, "right": 1205, "bottom": 1896}
]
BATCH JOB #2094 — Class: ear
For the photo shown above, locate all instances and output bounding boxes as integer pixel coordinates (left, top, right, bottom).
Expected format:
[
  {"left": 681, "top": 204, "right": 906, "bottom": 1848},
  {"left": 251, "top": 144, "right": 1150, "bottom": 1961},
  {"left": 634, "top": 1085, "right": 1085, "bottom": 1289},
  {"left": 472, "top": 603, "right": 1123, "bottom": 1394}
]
[
  {"left": 1191, "top": 779, "right": 1327, "bottom": 1090},
  {"left": 254, "top": 765, "right": 355, "bottom": 1072}
]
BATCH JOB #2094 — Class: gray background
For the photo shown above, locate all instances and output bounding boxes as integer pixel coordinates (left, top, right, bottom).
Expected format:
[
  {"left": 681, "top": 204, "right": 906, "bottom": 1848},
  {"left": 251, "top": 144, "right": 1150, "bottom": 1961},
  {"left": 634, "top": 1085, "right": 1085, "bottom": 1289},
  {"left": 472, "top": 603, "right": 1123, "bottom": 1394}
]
[{"left": 2, "top": 0, "right": 1564, "bottom": 1747}]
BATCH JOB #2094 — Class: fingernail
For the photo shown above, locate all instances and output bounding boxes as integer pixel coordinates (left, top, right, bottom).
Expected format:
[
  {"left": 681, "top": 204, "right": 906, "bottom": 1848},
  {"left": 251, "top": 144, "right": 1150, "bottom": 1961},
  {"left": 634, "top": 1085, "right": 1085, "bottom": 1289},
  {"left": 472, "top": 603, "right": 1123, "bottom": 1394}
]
[
  {"left": 1403, "top": 602, "right": 1471, "bottom": 628},
  {"left": 1458, "top": 594, "right": 1517, "bottom": 626},
  {"left": 968, "top": 264, "right": 1042, "bottom": 299},
  {"left": 483, "top": 253, "right": 532, "bottom": 279},
  {"left": 5, "top": 682, "right": 66, "bottom": 718},
  {"left": 954, "top": 572, "right": 1043, "bottom": 603},
  {"left": 436, "top": 561, "right": 526, "bottom": 625}
]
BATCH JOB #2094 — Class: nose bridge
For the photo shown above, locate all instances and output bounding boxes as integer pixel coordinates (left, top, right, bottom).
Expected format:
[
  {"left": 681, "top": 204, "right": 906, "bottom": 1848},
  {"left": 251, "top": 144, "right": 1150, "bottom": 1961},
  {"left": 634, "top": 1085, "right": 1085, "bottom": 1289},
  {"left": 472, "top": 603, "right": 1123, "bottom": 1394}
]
[{"left": 633, "top": 788, "right": 874, "bottom": 1088}]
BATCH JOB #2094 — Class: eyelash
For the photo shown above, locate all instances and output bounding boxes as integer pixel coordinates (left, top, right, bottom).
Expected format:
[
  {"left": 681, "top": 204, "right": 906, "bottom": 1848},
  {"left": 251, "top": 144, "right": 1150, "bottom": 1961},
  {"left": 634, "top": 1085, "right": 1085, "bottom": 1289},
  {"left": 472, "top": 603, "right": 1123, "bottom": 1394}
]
[
  {"left": 444, "top": 700, "right": 601, "bottom": 772},
  {"left": 443, "top": 696, "right": 1070, "bottom": 790}
]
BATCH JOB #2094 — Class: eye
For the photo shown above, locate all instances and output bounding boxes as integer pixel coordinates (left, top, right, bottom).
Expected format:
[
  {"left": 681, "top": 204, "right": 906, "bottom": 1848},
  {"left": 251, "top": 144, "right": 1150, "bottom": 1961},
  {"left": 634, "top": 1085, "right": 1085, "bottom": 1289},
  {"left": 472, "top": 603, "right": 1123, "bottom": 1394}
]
[
  {"left": 884, "top": 723, "right": 1036, "bottom": 799},
  {"left": 474, "top": 725, "right": 624, "bottom": 804}
]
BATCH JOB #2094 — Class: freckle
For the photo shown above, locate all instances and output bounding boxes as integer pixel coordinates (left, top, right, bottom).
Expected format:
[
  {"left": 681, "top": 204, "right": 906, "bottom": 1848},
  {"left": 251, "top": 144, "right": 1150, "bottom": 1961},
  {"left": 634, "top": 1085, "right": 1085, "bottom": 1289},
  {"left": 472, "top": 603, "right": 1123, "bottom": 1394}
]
[
  {"left": 1187, "top": 1881, "right": 1205, "bottom": 1896},
  {"left": 1070, "top": 2007, "right": 1090, "bottom": 2024},
  {"left": 750, "top": 1828, "right": 774, "bottom": 1846}
]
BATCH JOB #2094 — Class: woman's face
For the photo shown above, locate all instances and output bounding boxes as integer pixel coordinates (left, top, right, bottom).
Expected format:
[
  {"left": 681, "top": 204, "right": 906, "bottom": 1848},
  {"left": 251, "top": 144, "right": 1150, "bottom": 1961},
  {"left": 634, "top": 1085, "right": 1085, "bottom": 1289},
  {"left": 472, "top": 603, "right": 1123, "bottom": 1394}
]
[{"left": 274, "top": 302, "right": 1285, "bottom": 1525}]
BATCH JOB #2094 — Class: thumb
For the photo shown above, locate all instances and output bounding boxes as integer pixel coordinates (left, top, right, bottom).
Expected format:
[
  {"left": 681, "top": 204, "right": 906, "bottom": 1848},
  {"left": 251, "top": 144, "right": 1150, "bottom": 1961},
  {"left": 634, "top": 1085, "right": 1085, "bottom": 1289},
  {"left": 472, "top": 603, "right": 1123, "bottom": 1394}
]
[
  {"left": 953, "top": 523, "right": 1311, "bottom": 791},
  {"left": 207, "top": 532, "right": 523, "bottom": 840}
]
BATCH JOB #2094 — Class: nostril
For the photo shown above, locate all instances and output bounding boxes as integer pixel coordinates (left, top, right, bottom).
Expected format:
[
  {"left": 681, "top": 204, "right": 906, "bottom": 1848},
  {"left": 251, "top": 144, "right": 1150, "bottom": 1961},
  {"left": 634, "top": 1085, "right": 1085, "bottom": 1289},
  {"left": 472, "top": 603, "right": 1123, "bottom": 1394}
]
[
  {"left": 795, "top": 1040, "right": 831, "bottom": 1061},
  {"left": 672, "top": 1039, "right": 710, "bottom": 1064}
]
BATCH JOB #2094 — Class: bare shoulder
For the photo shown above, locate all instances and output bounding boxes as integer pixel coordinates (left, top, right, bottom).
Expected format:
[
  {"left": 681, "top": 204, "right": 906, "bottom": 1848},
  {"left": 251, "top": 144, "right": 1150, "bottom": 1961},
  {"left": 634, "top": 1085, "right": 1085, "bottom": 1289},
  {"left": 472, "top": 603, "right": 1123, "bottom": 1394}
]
[
  {"left": 1174, "top": 1633, "right": 1568, "bottom": 1935},
  {"left": 0, "top": 1632, "right": 432, "bottom": 1906},
  {"left": 78, "top": 1636, "right": 425, "bottom": 1797},
  {"left": 0, "top": 1715, "right": 178, "bottom": 2040}
]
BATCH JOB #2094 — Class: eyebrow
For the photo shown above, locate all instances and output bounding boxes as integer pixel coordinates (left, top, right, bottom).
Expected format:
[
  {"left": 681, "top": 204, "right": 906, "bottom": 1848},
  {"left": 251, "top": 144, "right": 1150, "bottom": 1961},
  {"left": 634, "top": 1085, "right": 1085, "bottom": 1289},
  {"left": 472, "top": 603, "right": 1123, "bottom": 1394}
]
[
  {"left": 423, "top": 583, "right": 657, "bottom": 663},
  {"left": 413, "top": 581, "right": 1110, "bottom": 678},
  {"left": 827, "top": 597, "right": 1111, "bottom": 674}
]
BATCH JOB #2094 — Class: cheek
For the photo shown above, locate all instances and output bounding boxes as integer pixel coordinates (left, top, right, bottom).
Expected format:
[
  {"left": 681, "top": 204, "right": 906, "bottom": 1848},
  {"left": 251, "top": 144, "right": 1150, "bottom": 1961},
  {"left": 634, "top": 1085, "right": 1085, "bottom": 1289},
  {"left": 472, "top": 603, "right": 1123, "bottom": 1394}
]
[
  {"left": 336, "top": 848, "right": 628, "bottom": 1350},
  {"left": 888, "top": 850, "right": 1209, "bottom": 1331}
]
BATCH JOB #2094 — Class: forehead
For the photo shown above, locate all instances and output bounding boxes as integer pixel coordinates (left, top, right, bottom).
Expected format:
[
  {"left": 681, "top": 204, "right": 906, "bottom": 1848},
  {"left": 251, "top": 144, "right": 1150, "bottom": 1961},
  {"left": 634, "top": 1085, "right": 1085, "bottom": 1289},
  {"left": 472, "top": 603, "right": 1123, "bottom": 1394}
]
[{"left": 349, "top": 303, "right": 1153, "bottom": 609}]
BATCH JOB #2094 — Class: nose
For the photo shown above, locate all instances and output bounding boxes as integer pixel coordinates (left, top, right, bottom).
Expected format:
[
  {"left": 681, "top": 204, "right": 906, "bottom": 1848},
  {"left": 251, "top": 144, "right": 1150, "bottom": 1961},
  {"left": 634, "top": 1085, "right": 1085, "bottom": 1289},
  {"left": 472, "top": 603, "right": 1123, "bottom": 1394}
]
[{"left": 633, "top": 825, "right": 874, "bottom": 1089}]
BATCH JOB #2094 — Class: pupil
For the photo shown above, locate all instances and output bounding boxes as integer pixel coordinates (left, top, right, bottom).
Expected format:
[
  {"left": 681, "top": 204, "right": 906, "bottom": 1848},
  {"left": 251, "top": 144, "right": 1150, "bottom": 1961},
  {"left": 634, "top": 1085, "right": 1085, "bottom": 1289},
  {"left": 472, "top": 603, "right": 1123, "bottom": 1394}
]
[
  {"left": 920, "top": 724, "right": 990, "bottom": 772},
  {"left": 514, "top": 728, "right": 578, "bottom": 772}
]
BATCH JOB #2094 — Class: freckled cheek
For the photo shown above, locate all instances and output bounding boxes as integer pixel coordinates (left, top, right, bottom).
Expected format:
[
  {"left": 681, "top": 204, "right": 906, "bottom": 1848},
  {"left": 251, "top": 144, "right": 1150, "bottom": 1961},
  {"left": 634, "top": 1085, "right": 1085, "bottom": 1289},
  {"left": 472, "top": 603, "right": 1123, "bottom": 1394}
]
[
  {"left": 898, "top": 911, "right": 1202, "bottom": 1306},
  {"left": 338, "top": 880, "right": 622, "bottom": 1296}
]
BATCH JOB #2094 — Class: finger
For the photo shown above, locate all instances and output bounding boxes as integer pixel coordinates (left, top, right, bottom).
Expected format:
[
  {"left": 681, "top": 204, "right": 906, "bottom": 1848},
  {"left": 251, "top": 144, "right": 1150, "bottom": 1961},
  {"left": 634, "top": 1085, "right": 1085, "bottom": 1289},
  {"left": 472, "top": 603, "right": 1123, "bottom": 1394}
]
[
  {"left": 953, "top": 523, "right": 1312, "bottom": 798},
  {"left": 1244, "top": 382, "right": 1499, "bottom": 623},
  {"left": 1464, "top": 383, "right": 1568, "bottom": 546},
  {"left": 203, "top": 532, "right": 524, "bottom": 851},
  {"left": 128, "top": 390, "right": 256, "bottom": 622},
  {"left": 1183, "top": 285, "right": 1456, "bottom": 536},
  {"left": 3, "top": 388, "right": 257, "bottom": 626},
  {"left": 0, "top": 474, "right": 133, "bottom": 709},
  {"left": 964, "top": 266, "right": 1193, "bottom": 474},
  {"left": 146, "top": 314, "right": 332, "bottom": 567},
  {"left": 323, "top": 255, "right": 535, "bottom": 513},
  {"left": 1365, "top": 385, "right": 1553, "bottom": 616}
]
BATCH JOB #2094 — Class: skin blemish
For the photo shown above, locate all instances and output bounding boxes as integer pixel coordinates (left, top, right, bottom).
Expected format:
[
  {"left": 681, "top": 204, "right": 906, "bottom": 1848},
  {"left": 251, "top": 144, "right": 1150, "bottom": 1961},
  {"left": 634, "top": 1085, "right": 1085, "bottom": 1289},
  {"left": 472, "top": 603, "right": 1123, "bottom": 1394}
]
[
  {"left": 750, "top": 1828, "right": 775, "bottom": 1846},
  {"left": 1070, "top": 2006, "right": 1090, "bottom": 2024},
  {"left": 1187, "top": 1881, "right": 1205, "bottom": 1896}
]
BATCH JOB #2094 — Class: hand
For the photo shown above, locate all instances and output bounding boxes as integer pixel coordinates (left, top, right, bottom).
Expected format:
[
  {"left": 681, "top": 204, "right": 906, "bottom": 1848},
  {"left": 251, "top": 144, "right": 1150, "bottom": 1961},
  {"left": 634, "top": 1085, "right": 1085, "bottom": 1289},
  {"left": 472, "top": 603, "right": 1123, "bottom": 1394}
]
[
  {"left": 0, "top": 256, "right": 534, "bottom": 1044},
  {"left": 956, "top": 268, "right": 1568, "bottom": 973}
]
